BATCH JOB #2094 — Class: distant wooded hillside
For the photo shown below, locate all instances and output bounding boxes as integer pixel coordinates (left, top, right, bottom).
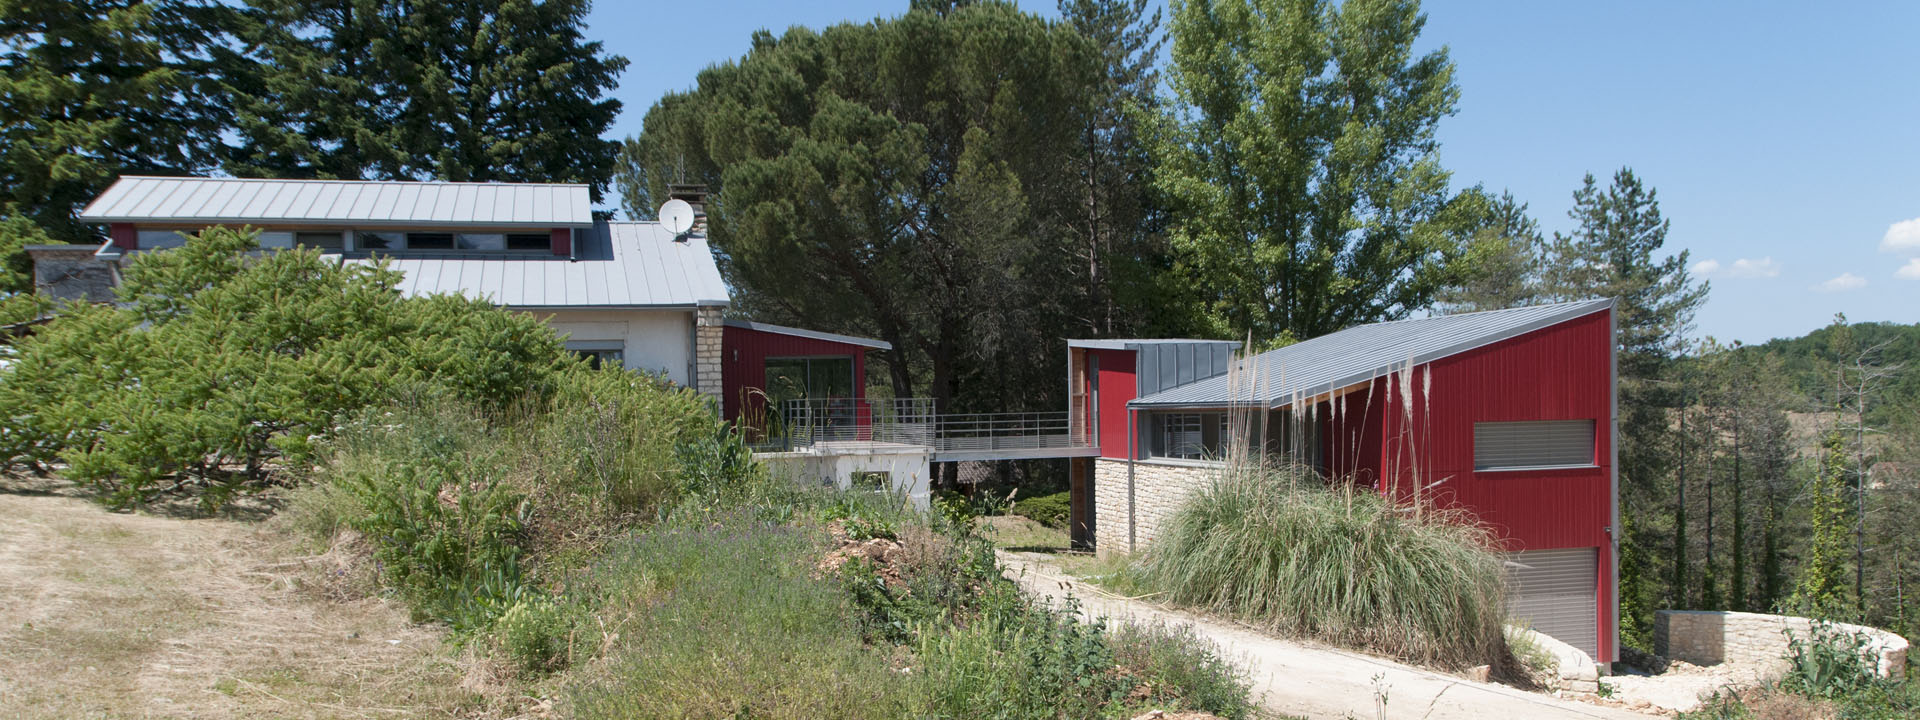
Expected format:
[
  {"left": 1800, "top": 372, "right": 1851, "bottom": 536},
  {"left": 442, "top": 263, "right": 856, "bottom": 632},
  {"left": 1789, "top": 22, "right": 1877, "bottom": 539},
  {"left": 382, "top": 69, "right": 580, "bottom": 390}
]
[{"left": 1741, "top": 321, "right": 1920, "bottom": 425}]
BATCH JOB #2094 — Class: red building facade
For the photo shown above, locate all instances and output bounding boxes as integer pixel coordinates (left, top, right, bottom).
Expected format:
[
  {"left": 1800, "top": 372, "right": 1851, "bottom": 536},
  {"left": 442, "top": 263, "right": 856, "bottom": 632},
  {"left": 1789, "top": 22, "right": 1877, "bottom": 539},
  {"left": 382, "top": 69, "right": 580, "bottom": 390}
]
[{"left": 1067, "top": 300, "right": 1618, "bottom": 663}]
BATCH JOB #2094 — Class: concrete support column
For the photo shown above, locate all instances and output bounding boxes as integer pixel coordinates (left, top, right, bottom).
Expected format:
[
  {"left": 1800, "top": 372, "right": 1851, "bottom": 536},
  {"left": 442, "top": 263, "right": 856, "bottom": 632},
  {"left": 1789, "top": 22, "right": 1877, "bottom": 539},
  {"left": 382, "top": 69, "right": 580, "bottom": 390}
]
[{"left": 695, "top": 304, "right": 725, "bottom": 402}]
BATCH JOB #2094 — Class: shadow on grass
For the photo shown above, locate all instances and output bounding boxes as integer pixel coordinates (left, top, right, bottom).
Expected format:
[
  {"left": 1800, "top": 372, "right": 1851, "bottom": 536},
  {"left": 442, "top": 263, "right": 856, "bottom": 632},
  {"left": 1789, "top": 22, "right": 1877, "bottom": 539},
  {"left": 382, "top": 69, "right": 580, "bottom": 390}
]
[{"left": 1, "top": 470, "right": 284, "bottom": 522}]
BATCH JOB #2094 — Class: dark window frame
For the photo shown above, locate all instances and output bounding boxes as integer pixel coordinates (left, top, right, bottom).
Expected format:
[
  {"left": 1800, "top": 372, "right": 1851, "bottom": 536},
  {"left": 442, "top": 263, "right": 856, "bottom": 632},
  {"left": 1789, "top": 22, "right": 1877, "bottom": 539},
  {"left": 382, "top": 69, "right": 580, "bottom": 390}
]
[{"left": 1144, "top": 411, "right": 1230, "bottom": 462}]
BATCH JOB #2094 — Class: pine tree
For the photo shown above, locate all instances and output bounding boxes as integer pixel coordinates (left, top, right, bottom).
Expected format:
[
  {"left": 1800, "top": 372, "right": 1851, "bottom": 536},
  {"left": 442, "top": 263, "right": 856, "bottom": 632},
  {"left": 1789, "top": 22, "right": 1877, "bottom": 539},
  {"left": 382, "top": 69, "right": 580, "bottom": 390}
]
[
  {"left": 1544, "top": 167, "right": 1709, "bottom": 642},
  {"left": 390, "top": 0, "right": 626, "bottom": 200},
  {"left": 227, "top": 0, "right": 627, "bottom": 199},
  {"left": 222, "top": 0, "right": 408, "bottom": 179},
  {"left": 0, "top": 0, "right": 226, "bottom": 259},
  {"left": 1148, "top": 0, "right": 1482, "bottom": 344},
  {"left": 1435, "top": 189, "right": 1546, "bottom": 314},
  {"left": 611, "top": 3, "right": 1105, "bottom": 450},
  {"left": 1057, "top": 0, "right": 1165, "bottom": 336}
]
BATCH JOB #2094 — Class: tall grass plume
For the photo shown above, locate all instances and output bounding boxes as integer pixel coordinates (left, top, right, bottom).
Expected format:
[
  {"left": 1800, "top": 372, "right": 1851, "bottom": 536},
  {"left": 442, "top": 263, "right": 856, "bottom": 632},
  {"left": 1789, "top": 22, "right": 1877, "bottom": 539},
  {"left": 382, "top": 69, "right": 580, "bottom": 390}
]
[{"left": 1136, "top": 461, "right": 1509, "bottom": 669}]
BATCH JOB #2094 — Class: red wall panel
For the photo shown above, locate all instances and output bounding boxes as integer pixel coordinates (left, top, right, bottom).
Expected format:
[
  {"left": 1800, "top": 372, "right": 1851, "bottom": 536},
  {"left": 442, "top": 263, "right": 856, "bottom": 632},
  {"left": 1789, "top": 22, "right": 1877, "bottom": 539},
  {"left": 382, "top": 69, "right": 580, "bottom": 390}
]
[
  {"left": 1370, "top": 308, "right": 1616, "bottom": 661},
  {"left": 1090, "top": 349, "right": 1137, "bottom": 459},
  {"left": 721, "top": 326, "right": 871, "bottom": 423}
]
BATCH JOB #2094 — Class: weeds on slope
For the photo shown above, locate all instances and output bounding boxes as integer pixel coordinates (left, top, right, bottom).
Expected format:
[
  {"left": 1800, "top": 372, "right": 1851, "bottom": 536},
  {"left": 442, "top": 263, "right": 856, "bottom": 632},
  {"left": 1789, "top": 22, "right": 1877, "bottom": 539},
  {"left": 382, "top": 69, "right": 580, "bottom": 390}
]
[
  {"left": 284, "top": 384, "right": 1256, "bottom": 717},
  {"left": 565, "top": 491, "right": 1253, "bottom": 720}
]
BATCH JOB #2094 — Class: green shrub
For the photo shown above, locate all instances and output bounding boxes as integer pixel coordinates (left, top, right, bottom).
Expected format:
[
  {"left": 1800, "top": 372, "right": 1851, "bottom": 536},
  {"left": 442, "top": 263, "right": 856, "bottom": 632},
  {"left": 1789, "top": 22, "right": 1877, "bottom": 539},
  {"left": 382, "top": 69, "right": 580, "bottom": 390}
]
[
  {"left": 1137, "top": 461, "right": 1509, "bottom": 669},
  {"left": 322, "top": 400, "right": 533, "bottom": 631},
  {"left": 1011, "top": 490, "right": 1070, "bottom": 528},
  {"left": 1778, "top": 621, "right": 1881, "bottom": 700},
  {"left": 496, "top": 595, "right": 594, "bottom": 675},
  {"left": 1108, "top": 622, "right": 1254, "bottom": 718},
  {"left": 913, "top": 609, "right": 1128, "bottom": 719},
  {"left": 0, "top": 227, "right": 579, "bottom": 507}
]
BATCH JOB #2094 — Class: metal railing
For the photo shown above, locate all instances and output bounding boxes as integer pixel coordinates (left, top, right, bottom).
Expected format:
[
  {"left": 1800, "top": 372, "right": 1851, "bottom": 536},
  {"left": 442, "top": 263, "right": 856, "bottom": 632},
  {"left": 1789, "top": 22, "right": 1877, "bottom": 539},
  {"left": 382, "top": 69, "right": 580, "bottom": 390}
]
[
  {"left": 776, "top": 397, "right": 1091, "bottom": 454},
  {"left": 781, "top": 398, "right": 936, "bottom": 446},
  {"left": 934, "top": 411, "right": 1088, "bottom": 453}
]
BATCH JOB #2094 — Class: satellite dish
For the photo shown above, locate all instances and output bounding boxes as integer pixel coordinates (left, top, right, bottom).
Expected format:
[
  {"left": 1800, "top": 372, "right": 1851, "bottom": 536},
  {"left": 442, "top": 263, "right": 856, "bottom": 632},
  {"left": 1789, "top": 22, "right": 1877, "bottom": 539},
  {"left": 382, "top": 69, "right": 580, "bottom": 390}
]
[{"left": 658, "top": 199, "right": 696, "bottom": 235}]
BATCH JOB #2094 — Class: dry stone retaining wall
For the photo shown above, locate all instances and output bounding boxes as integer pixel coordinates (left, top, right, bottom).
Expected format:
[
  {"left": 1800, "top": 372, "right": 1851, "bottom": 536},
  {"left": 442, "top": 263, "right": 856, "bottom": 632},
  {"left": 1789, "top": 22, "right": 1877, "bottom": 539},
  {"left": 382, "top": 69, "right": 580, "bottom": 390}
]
[
  {"left": 1655, "top": 610, "right": 1909, "bottom": 680},
  {"left": 1092, "top": 458, "right": 1217, "bottom": 554}
]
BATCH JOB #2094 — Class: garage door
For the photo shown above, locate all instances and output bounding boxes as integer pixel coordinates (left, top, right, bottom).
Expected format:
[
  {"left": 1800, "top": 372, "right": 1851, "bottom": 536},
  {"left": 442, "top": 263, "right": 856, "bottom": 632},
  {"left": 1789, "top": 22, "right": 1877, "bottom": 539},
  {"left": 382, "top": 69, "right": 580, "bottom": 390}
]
[{"left": 1507, "top": 548, "right": 1598, "bottom": 658}]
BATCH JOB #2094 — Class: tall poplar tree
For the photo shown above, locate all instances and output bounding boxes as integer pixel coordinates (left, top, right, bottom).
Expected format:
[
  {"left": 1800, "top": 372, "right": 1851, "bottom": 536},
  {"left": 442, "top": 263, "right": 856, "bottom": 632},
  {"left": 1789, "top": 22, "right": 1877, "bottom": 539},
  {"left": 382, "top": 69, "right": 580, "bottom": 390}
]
[
  {"left": 0, "top": 0, "right": 227, "bottom": 275},
  {"left": 1149, "top": 0, "right": 1482, "bottom": 344}
]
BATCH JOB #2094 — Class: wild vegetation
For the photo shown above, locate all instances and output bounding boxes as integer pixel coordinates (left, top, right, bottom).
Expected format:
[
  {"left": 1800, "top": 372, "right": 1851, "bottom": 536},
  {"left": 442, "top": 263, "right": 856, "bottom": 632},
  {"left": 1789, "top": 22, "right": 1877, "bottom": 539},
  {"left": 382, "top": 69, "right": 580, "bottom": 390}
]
[{"left": 285, "top": 395, "right": 1254, "bottom": 718}]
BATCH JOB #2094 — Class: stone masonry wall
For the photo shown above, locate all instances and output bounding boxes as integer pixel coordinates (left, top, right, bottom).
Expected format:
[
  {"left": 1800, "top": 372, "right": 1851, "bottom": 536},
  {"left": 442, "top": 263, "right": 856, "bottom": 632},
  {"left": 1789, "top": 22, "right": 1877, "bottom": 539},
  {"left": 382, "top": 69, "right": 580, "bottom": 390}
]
[
  {"left": 1093, "top": 458, "right": 1217, "bottom": 555},
  {"left": 26, "top": 245, "right": 117, "bottom": 303},
  {"left": 1655, "top": 610, "right": 1909, "bottom": 679},
  {"left": 694, "top": 305, "right": 724, "bottom": 399}
]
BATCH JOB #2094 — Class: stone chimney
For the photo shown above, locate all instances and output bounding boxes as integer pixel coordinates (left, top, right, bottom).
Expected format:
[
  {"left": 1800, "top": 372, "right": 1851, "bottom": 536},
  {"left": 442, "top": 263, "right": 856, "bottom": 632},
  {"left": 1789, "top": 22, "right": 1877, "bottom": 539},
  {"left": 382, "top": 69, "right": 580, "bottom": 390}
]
[
  {"left": 26, "top": 244, "right": 117, "bottom": 303},
  {"left": 667, "top": 184, "right": 709, "bottom": 237}
]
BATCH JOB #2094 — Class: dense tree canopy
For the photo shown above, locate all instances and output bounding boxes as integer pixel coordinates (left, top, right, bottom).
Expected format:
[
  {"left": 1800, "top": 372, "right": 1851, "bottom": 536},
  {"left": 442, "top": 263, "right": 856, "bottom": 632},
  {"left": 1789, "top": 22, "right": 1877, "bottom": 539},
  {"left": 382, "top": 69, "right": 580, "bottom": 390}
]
[
  {"left": 0, "top": 0, "right": 228, "bottom": 283},
  {"left": 616, "top": 3, "right": 1116, "bottom": 421},
  {"left": 1434, "top": 190, "right": 1545, "bottom": 314},
  {"left": 1149, "top": 0, "right": 1482, "bottom": 344},
  {"left": 225, "top": 0, "right": 627, "bottom": 200},
  {"left": 0, "top": 0, "right": 628, "bottom": 266}
]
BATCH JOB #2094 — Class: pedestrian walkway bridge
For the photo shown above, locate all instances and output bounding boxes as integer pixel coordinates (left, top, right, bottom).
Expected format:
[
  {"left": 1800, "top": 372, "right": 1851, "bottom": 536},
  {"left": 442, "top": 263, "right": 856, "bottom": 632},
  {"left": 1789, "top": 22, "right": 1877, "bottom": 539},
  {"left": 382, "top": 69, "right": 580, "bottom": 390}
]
[{"left": 766, "top": 397, "right": 1097, "bottom": 463}]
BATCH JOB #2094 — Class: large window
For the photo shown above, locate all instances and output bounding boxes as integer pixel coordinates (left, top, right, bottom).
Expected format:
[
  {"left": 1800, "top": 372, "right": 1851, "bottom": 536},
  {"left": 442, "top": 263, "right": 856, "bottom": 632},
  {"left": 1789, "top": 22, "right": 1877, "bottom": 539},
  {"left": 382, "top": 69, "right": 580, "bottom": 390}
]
[
  {"left": 1473, "top": 420, "right": 1596, "bottom": 471},
  {"left": 1147, "top": 411, "right": 1229, "bottom": 461},
  {"left": 566, "top": 340, "right": 625, "bottom": 370},
  {"left": 763, "top": 356, "right": 855, "bottom": 407}
]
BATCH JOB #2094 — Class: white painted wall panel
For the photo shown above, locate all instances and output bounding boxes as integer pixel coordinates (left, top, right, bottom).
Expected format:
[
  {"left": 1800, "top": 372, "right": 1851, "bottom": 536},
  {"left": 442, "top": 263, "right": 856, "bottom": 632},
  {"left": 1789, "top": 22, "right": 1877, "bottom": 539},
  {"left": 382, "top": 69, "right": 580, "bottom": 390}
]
[{"left": 537, "top": 309, "right": 695, "bottom": 385}]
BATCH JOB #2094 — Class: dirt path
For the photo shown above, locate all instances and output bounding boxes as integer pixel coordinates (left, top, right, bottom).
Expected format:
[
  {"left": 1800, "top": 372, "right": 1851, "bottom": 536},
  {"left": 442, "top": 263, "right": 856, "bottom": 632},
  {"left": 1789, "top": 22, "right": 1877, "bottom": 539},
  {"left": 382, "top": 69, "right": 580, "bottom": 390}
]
[
  {"left": 0, "top": 483, "right": 477, "bottom": 719},
  {"left": 999, "top": 551, "right": 1650, "bottom": 720}
]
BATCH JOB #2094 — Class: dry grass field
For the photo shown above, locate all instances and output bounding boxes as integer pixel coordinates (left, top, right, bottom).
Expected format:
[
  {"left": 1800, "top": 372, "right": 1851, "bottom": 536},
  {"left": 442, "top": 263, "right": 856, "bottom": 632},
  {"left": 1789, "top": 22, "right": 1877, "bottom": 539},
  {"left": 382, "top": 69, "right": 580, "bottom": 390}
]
[{"left": 0, "top": 475, "right": 493, "bottom": 719}]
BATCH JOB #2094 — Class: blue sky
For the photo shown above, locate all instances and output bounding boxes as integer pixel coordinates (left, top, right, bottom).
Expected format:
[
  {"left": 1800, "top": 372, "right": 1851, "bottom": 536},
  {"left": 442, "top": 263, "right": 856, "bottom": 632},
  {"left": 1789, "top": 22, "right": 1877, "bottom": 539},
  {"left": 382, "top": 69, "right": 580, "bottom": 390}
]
[{"left": 584, "top": 1, "right": 1919, "bottom": 345}]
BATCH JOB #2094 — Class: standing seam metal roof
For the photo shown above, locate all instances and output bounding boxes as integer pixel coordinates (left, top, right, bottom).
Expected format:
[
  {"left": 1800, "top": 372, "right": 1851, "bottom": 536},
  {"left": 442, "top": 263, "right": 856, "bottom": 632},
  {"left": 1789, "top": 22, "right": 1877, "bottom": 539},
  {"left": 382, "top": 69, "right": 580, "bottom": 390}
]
[
  {"left": 1128, "top": 299, "right": 1614, "bottom": 408},
  {"left": 343, "top": 221, "right": 729, "bottom": 308},
  {"left": 79, "top": 176, "right": 594, "bottom": 228}
]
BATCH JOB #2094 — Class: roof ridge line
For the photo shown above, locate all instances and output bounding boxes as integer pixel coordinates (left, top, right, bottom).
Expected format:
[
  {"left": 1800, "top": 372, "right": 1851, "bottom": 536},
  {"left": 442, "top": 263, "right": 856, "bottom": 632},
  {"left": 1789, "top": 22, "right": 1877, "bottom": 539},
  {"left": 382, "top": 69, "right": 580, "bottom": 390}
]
[{"left": 110, "top": 175, "right": 592, "bottom": 189}]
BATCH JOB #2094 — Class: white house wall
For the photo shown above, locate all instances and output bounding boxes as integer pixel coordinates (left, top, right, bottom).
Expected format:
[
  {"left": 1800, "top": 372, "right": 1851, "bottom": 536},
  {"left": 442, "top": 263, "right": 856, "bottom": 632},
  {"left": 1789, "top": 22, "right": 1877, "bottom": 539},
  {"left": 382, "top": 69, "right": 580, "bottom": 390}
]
[{"left": 533, "top": 308, "right": 695, "bottom": 384}]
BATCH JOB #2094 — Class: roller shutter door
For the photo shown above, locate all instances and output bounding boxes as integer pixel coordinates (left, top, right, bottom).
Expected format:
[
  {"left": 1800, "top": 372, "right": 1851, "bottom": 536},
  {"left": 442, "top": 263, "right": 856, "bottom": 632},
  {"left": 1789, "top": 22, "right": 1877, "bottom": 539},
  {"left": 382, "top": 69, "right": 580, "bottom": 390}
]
[
  {"left": 1474, "top": 420, "right": 1595, "bottom": 470},
  {"left": 1507, "top": 548, "right": 1598, "bottom": 658}
]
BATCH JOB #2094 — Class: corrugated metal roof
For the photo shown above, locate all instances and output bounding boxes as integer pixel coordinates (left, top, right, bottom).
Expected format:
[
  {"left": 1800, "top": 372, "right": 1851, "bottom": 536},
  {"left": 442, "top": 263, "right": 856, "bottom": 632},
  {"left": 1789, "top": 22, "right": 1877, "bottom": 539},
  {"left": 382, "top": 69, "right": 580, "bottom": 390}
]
[
  {"left": 345, "top": 221, "right": 730, "bottom": 308},
  {"left": 80, "top": 176, "right": 594, "bottom": 228},
  {"left": 1067, "top": 338, "right": 1240, "bottom": 350},
  {"left": 1129, "top": 300, "right": 1614, "bottom": 409},
  {"left": 723, "top": 320, "right": 891, "bottom": 350}
]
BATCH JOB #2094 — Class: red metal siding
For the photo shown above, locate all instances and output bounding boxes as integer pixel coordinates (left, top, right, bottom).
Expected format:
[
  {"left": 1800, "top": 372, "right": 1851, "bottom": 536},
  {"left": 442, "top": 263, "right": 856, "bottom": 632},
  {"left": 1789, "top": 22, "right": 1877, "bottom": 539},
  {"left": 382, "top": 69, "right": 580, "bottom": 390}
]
[
  {"left": 1090, "top": 349, "right": 1137, "bottom": 459},
  {"left": 111, "top": 223, "right": 137, "bottom": 250},
  {"left": 1319, "top": 379, "right": 1387, "bottom": 485},
  {"left": 721, "top": 325, "right": 870, "bottom": 423},
  {"left": 1371, "top": 308, "right": 1616, "bottom": 661}
]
